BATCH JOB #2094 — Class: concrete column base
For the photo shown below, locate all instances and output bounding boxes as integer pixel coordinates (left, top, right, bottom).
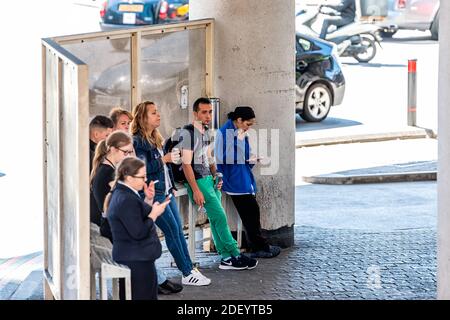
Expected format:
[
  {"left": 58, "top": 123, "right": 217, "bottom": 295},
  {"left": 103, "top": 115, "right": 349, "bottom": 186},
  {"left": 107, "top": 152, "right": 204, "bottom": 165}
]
[{"left": 233, "top": 225, "right": 294, "bottom": 250}]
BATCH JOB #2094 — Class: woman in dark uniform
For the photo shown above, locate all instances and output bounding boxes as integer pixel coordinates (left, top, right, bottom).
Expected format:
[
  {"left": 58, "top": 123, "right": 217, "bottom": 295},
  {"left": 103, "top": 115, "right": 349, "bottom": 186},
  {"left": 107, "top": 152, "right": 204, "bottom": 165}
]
[{"left": 105, "top": 157, "right": 170, "bottom": 300}]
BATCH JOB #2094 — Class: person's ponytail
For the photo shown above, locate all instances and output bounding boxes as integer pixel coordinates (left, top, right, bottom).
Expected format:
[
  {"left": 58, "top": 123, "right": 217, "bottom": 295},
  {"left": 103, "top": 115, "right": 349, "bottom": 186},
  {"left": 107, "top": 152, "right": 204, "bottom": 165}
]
[
  {"left": 90, "top": 140, "right": 108, "bottom": 186},
  {"left": 228, "top": 106, "right": 255, "bottom": 122},
  {"left": 103, "top": 176, "right": 120, "bottom": 214},
  {"left": 90, "top": 131, "right": 133, "bottom": 187}
]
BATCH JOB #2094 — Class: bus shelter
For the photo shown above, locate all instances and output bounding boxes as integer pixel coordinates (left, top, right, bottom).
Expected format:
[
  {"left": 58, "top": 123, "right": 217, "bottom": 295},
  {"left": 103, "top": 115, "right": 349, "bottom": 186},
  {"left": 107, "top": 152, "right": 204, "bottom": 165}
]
[{"left": 41, "top": 19, "right": 214, "bottom": 299}]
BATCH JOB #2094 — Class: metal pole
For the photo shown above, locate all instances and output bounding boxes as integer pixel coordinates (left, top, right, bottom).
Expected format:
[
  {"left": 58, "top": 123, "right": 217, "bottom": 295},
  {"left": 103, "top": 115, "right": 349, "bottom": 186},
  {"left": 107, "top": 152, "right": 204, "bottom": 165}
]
[
  {"left": 408, "top": 59, "right": 417, "bottom": 127},
  {"left": 210, "top": 97, "right": 220, "bottom": 130}
]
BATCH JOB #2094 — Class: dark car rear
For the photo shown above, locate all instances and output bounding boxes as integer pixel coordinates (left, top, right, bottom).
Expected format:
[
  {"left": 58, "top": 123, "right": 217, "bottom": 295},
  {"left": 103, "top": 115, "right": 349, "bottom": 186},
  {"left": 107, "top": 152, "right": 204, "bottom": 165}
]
[
  {"left": 296, "top": 33, "right": 346, "bottom": 122},
  {"left": 100, "top": 0, "right": 188, "bottom": 28}
]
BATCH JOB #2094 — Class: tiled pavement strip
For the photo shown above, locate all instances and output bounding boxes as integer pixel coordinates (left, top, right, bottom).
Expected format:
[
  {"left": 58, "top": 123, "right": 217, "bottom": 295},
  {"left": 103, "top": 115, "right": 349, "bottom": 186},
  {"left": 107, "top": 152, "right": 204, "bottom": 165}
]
[{"left": 0, "top": 182, "right": 437, "bottom": 300}]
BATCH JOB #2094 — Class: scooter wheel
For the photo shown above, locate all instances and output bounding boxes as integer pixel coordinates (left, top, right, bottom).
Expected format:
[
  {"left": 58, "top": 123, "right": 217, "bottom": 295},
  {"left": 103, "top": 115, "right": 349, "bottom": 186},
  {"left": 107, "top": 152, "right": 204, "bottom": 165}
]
[{"left": 354, "top": 36, "right": 376, "bottom": 63}]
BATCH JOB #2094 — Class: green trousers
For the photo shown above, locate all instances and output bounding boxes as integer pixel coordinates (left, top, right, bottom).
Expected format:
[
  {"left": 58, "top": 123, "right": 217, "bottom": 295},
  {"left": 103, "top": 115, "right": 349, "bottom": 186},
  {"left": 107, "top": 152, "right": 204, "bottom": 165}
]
[{"left": 185, "top": 175, "right": 240, "bottom": 259}]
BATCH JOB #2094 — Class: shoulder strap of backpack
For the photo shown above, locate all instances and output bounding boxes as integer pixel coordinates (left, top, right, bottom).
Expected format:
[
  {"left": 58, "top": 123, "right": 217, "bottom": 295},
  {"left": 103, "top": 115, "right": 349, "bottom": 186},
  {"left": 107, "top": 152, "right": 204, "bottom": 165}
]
[{"left": 181, "top": 124, "right": 195, "bottom": 149}]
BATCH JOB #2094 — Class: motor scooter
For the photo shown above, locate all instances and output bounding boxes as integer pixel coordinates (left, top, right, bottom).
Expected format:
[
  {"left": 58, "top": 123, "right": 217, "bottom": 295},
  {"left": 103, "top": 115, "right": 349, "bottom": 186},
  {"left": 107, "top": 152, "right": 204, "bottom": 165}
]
[{"left": 296, "top": 6, "right": 383, "bottom": 63}]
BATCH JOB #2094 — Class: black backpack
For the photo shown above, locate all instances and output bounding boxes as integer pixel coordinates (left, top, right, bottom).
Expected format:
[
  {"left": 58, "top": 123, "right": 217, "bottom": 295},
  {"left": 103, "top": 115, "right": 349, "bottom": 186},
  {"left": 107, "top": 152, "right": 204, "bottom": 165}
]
[{"left": 163, "top": 124, "right": 194, "bottom": 183}]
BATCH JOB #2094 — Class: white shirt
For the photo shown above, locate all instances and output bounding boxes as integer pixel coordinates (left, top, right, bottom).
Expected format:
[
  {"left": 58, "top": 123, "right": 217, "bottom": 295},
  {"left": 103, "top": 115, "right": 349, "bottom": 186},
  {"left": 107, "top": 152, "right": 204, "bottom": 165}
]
[
  {"left": 118, "top": 181, "right": 140, "bottom": 197},
  {"left": 158, "top": 148, "right": 173, "bottom": 195}
]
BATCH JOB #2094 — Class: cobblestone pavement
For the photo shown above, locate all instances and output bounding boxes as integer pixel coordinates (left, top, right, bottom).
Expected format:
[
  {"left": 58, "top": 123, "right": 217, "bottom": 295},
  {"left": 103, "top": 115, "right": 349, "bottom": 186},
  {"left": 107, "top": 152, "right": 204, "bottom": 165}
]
[
  {"left": 159, "top": 182, "right": 437, "bottom": 300},
  {"left": 1, "top": 182, "right": 437, "bottom": 300},
  {"left": 159, "top": 226, "right": 436, "bottom": 300}
]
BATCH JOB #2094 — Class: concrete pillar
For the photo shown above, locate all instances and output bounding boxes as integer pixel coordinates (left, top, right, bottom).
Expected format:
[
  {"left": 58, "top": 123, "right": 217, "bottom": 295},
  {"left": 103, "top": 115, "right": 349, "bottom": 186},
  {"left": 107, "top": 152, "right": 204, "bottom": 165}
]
[
  {"left": 438, "top": 1, "right": 450, "bottom": 300},
  {"left": 190, "top": 0, "right": 296, "bottom": 247}
]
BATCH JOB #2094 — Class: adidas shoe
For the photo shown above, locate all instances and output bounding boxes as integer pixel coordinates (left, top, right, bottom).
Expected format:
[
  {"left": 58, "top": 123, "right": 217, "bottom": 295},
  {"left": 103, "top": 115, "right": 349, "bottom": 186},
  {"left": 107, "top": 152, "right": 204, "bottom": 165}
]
[
  {"left": 219, "top": 256, "right": 248, "bottom": 270},
  {"left": 182, "top": 269, "right": 211, "bottom": 286}
]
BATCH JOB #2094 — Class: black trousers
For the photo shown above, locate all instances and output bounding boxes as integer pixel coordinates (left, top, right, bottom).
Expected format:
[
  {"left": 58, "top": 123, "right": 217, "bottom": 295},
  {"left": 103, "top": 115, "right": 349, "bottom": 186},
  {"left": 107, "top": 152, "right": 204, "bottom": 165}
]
[
  {"left": 117, "top": 260, "right": 158, "bottom": 300},
  {"left": 230, "top": 194, "right": 270, "bottom": 252}
]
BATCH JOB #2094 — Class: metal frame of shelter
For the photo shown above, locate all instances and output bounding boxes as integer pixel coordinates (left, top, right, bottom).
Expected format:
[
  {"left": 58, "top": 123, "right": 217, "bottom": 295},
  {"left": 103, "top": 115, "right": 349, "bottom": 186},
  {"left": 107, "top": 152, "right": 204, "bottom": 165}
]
[{"left": 41, "top": 19, "right": 214, "bottom": 300}]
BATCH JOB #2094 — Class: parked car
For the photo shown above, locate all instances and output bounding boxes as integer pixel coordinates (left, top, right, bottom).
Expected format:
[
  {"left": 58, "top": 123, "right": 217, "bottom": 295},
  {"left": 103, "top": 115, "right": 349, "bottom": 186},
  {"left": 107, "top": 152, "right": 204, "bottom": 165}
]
[
  {"left": 296, "top": 33, "right": 346, "bottom": 122},
  {"left": 377, "top": 0, "right": 440, "bottom": 39},
  {"left": 100, "top": 0, "right": 189, "bottom": 49}
]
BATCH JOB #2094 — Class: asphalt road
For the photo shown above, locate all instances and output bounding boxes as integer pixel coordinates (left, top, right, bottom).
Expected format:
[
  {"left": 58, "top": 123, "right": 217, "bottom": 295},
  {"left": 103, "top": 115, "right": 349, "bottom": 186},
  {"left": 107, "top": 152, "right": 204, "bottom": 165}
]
[{"left": 297, "top": 30, "right": 439, "bottom": 137}]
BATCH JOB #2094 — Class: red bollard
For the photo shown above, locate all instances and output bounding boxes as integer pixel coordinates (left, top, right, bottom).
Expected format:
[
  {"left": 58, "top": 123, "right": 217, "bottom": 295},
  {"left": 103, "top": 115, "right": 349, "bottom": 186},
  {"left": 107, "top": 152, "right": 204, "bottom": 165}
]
[{"left": 408, "top": 59, "right": 417, "bottom": 127}]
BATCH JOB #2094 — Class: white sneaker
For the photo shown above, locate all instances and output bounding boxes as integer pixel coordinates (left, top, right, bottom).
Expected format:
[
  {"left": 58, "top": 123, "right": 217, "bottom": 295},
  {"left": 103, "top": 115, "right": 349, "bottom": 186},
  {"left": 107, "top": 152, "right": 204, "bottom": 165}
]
[
  {"left": 182, "top": 269, "right": 211, "bottom": 286},
  {"left": 192, "top": 268, "right": 210, "bottom": 280}
]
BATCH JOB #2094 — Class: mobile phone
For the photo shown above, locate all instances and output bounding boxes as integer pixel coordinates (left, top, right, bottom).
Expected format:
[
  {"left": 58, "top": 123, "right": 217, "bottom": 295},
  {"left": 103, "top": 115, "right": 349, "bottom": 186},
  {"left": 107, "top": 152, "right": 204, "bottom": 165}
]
[{"left": 164, "top": 194, "right": 173, "bottom": 202}]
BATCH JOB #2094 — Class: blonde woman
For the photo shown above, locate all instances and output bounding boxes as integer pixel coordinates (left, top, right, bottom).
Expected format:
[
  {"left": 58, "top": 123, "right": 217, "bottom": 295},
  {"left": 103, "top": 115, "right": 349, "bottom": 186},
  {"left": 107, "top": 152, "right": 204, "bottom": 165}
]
[
  {"left": 109, "top": 107, "right": 133, "bottom": 132},
  {"left": 131, "top": 101, "right": 211, "bottom": 286}
]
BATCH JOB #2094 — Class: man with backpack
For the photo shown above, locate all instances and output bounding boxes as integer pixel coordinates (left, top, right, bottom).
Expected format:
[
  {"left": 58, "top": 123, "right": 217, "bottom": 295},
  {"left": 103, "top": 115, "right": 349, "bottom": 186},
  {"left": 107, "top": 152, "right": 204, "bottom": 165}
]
[{"left": 166, "top": 97, "right": 258, "bottom": 271}]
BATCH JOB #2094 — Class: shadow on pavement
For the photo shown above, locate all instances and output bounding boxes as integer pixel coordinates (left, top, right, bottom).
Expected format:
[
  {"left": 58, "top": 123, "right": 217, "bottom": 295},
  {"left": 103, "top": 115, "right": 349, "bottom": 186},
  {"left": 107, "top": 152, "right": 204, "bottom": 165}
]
[
  {"left": 324, "top": 160, "right": 437, "bottom": 176},
  {"left": 343, "top": 62, "right": 407, "bottom": 68},
  {"left": 296, "top": 116, "right": 362, "bottom": 132},
  {"left": 382, "top": 36, "right": 437, "bottom": 45}
]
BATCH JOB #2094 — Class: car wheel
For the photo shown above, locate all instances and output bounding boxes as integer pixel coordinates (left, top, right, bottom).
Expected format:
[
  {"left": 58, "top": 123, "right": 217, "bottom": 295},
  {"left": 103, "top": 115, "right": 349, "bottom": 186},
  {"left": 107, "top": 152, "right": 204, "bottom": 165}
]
[
  {"left": 302, "top": 83, "right": 332, "bottom": 122},
  {"left": 111, "top": 38, "right": 130, "bottom": 51},
  {"left": 431, "top": 11, "right": 439, "bottom": 41}
]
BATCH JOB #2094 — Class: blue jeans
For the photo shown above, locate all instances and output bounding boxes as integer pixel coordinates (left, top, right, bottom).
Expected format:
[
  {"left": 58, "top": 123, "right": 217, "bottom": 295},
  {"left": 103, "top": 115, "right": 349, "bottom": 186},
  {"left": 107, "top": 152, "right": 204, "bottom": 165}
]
[
  {"left": 154, "top": 194, "right": 193, "bottom": 276},
  {"left": 155, "top": 261, "right": 167, "bottom": 285}
]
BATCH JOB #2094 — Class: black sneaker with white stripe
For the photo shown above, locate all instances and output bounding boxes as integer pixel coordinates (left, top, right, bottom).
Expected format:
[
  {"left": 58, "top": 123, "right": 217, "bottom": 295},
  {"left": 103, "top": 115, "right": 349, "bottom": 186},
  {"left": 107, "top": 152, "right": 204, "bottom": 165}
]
[
  {"left": 238, "top": 254, "right": 258, "bottom": 270},
  {"left": 219, "top": 256, "right": 248, "bottom": 270}
]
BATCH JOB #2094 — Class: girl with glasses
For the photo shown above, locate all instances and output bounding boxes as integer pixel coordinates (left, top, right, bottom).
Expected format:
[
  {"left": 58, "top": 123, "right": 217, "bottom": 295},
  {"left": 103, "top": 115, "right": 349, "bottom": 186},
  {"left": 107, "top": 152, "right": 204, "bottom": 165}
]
[
  {"left": 90, "top": 130, "right": 135, "bottom": 241},
  {"left": 104, "top": 157, "right": 170, "bottom": 300}
]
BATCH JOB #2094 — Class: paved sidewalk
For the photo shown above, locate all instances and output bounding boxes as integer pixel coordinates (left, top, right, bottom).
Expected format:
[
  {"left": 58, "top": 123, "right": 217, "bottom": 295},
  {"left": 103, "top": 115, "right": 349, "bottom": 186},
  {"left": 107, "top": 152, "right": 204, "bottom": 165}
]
[
  {"left": 1, "top": 181, "right": 436, "bottom": 300},
  {"left": 296, "top": 124, "right": 435, "bottom": 148},
  {"left": 295, "top": 138, "right": 437, "bottom": 187},
  {"left": 303, "top": 160, "right": 436, "bottom": 184}
]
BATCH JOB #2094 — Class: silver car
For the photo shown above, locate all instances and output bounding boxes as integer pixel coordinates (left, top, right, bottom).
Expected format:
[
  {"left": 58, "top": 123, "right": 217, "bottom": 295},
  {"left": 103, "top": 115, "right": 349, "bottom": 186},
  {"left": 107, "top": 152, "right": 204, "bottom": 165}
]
[
  {"left": 374, "top": 0, "right": 440, "bottom": 39},
  {"left": 297, "top": 0, "right": 440, "bottom": 39}
]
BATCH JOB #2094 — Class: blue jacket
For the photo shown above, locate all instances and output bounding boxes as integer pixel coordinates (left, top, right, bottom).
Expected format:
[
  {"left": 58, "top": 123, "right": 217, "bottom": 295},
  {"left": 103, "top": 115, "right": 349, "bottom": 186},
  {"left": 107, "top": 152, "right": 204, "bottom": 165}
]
[
  {"left": 133, "top": 134, "right": 176, "bottom": 196},
  {"left": 107, "top": 183, "right": 162, "bottom": 262},
  {"left": 215, "top": 119, "right": 257, "bottom": 194}
]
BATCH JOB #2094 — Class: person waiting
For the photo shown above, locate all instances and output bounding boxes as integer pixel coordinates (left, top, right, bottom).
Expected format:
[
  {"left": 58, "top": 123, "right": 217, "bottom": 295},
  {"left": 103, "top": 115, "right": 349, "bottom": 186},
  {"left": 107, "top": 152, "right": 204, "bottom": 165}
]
[
  {"left": 105, "top": 157, "right": 170, "bottom": 300},
  {"left": 109, "top": 107, "right": 133, "bottom": 132},
  {"left": 89, "top": 115, "right": 114, "bottom": 171},
  {"left": 180, "top": 97, "right": 258, "bottom": 271},
  {"left": 215, "top": 106, "right": 281, "bottom": 259},
  {"left": 90, "top": 130, "right": 134, "bottom": 239},
  {"left": 131, "top": 101, "right": 211, "bottom": 286},
  {"left": 90, "top": 130, "right": 182, "bottom": 295}
]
